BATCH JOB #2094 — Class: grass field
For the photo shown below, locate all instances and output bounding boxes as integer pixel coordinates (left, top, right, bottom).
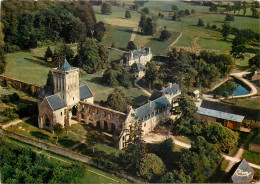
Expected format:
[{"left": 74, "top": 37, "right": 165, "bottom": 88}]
[
  {"left": 243, "top": 150, "right": 260, "bottom": 165},
  {"left": 103, "top": 26, "right": 133, "bottom": 49},
  {"left": 80, "top": 70, "right": 148, "bottom": 107},
  {"left": 5, "top": 137, "right": 130, "bottom": 183},
  {"left": 197, "top": 37, "right": 232, "bottom": 51}
]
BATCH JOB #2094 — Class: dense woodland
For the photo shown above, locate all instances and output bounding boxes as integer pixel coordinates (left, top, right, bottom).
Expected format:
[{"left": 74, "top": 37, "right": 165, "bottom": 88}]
[
  {"left": 1, "top": 1, "right": 98, "bottom": 51},
  {"left": 0, "top": 140, "right": 86, "bottom": 183}
]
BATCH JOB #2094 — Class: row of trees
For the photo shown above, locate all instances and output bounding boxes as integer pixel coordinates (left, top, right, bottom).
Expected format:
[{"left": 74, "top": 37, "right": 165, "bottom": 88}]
[
  {"left": 1, "top": 1, "right": 108, "bottom": 52},
  {"left": 44, "top": 38, "right": 109, "bottom": 73},
  {"left": 172, "top": 8, "right": 195, "bottom": 21},
  {"left": 139, "top": 14, "right": 158, "bottom": 36}
]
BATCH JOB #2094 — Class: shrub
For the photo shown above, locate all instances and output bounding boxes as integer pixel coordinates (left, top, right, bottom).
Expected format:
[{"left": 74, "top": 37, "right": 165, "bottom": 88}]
[{"left": 160, "top": 30, "right": 171, "bottom": 41}]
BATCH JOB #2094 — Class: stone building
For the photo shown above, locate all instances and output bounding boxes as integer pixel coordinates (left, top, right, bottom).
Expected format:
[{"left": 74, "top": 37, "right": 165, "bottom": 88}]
[
  {"left": 119, "top": 83, "right": 181, "bottom": 149},
  {"left": 38, "top": 59, "right": 93, "bottom": 131},
  {"left": 38, "top": 59, "right": 181, "bottom": 149},
  {"left": 120, "top": 47, "right": 152, "bottom": 78}
]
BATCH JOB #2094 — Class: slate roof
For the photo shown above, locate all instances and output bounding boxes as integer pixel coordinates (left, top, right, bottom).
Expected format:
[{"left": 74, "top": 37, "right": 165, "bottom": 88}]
[
  {"left": 79, "top": 84, "right": 93, "bottom": 100},
  {"left": 39, "top": 85, "right": 54, "bottom": 99},
  {"left": 149, "top": 90, "right": 163, "bottom": 101},
  {"left": 227, "top": 159, "right": 254, "bottom": 183},
  {"left": 58, "top": 59, "right": 75, "bottom": 71},
  {"left": 164, "top": 83, "right": 181, "bottom": 95},
  {"left": 46, "top": 94, "right": 66, "bottom": 111},
  {"left": 149, "top": 83, "right": 181, "bottom": 101},
  {"left": 199, "top": 100, "right": 260, "bottom": 121},
  {"left": 136, "top": 62, "right": 145, "bottom": 72},
  {"left": 125, "top": 48, "right": 150, "bottom": 60},
  {"left": 198, "top": 107, "right": 245, "bottom": 123},
  {"left": 135, "top": 96, "right": 170, "bottom": 122}
]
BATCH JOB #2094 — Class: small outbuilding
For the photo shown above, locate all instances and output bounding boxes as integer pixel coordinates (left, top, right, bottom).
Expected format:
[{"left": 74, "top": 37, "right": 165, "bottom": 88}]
[
  {"left": 226, "top": 159, "right": 254, "bottom": 183},
  {"left": 193, "top": 89, "right": 200, "bottom": 99}
]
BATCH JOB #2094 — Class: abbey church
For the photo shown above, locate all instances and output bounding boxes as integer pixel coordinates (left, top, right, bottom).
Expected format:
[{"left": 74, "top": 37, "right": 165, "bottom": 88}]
[{"left": 37, "top": 59, "right": 93, "bottom": 131}]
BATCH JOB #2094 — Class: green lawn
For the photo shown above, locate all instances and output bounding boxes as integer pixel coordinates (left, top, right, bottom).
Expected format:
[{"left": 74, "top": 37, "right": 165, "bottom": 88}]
[
  {"left": 6, "top": 116, "right": 83, "bottom": 147},
  {"left": 80, "top": 70, "right": 148, "bottom": 107},
  {"left": 103, "top": 26, "right": 133, "bottom": 49},
  {"left": 243, "top": 150, "right": 260, "bottom": 165},
  {"left": 197, "top": 37, "right": 232, "bottom": 51},
  {"left": 145, "top": 31, "right": 180, "bottom": 55},
  {"left": 5, "top": 137, "right": 130, "bottom": 183}
]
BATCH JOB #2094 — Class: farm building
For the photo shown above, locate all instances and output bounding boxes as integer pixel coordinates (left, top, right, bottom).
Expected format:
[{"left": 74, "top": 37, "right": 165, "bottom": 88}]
[{"left": 197, "top": 100, "right": 260, "bottom": 131}]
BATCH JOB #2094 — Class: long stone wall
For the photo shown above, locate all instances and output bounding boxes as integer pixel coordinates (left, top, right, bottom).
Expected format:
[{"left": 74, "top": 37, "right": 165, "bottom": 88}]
[
  {"left": 0, "top": 128, "right": 143, "bottom": 183},
  {"left": 0, "top": 75, "right": 42, "bottom": 97}
]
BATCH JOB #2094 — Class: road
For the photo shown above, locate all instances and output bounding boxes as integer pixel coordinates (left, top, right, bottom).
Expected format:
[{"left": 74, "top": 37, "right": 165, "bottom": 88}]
[
  {"left": 134, "top": 80, "right": 151, "bottom": 96},
  {"left": 2, "top": 117, "right": 31, "bottom": 129}
]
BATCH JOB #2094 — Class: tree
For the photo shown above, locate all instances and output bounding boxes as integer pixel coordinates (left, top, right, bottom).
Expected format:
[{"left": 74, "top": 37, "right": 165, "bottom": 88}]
[
  {"left": 119, "top": 119, "right": 146, "bottom": 173},
  {"left": 185, "top": 9, "right": 190, "bottom": 15},
  {"left": 102, "top": 69, "right": 119, "bottom": 87},
  {"left": 172, "top": 12, "right": 179, "bottom": 21},
  {"left": 248, "top": 54, "right": 260, "bottom": 69},
  {"left": 180, "top": 136, "right": 222, "bottom": 182},
  {"left": 93, "top": 22, "right": 106, "bottom": 41},
  {"left": 231, "top": 29, "right": 257, "bottom": 59},
  {"left": 160, "top": 30, "right": 171, "bottom": 41},
  {"left": 46, "top": 70, "right": 53, "bottom": 87},
  {"left": 143, "top": 17, "right": 158, "bottom": 36},
  {"left": 75, "top": 38, "right": 102, "bottom": 73},
  {"left": 101, "top": 2, "right": 112, "bottom": 15},
  {"left": 141, "top": 7, "right": 150, "bottom": 15},
  {"left": 160, "top": 170, "right": 191, "bottom": 183},
  {"left": 53, "top": 44, "right": 74, "bottom": 65},
  {"left": 107, "top": 88, "right": 131, "bottom": 112},
  {"left": 139, "top": 14, "right": 146, "bottom": 31},
  {"left": 197, "top": 19, "right": 204, "bottom": 27},
  {"left": 125, "top": 10, "right": 131, "bottom": 19},
  {"left": 126, "top": 41, "right": 136, "bottom": 51},
  {"left": 221, "top": 23, "right": 231, "bottom": 40},
  {"left": 139, "top": 153, "right": 166, "bottom": 181},
  {"left": 145, "top": 62, "right": 158, "bottom": 90},
  {"left": 111, "top": 41, "right": 116, "bottom": 48},
  {"left": 44, "top": 46, "right": 53, "bottom": 62},
  {"left": 209, "top": 4, "right": 218, "bottom": 13},
  {"left": 176, "top": 94, "right": 197, "bottom": 119},
  {"left": 191, "top": 9, "right": 195, "bottom": 14},
  {"left": 158, "top": 138, "right": 174, "bottom": 162},
  {"left": 118, "top": 70, "right": 132, "bottom": 88},
  {"left": 242, "top": 1, "right": 247, "bottom": 16},
  {"left": 53, "top": 123, "right": 63, "bottom": 144},
  {"left": 225, "top": 14, "right": 234, "bottom": 21},
  {"left": 234, "top": 1, "right": 242, "bottom": 14},
  {"left": 171, "top": 5, "right": 178, "bottom": 11},
  {"left": 205, "top": 122, "right": 238, "bottom": 153},
  {"left": 0, "top": 47, "right": 6, "bottom": 74},
  {"left": 85, "top": 130, "right": 105, "bottom": 153}
]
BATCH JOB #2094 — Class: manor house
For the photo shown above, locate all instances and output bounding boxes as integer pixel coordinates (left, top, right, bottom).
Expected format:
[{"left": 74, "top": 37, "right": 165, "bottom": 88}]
[{"left": 120, "top": 47, "right": 152, "bottom": 78}]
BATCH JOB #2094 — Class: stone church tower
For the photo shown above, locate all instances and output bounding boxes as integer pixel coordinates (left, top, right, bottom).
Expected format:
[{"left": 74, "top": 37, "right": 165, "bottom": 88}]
[
  {"left": 38, "top": 59, "right": 93, "bottom": 131},
  {"left": 52, "top": 59, "right": 80, "bottom": 107}
]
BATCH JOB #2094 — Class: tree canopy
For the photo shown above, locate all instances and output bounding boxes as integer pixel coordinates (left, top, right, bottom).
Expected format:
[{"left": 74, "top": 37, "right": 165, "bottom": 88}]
[{"left": 107, "top": 88, "right": 131, "bottom": 112}]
